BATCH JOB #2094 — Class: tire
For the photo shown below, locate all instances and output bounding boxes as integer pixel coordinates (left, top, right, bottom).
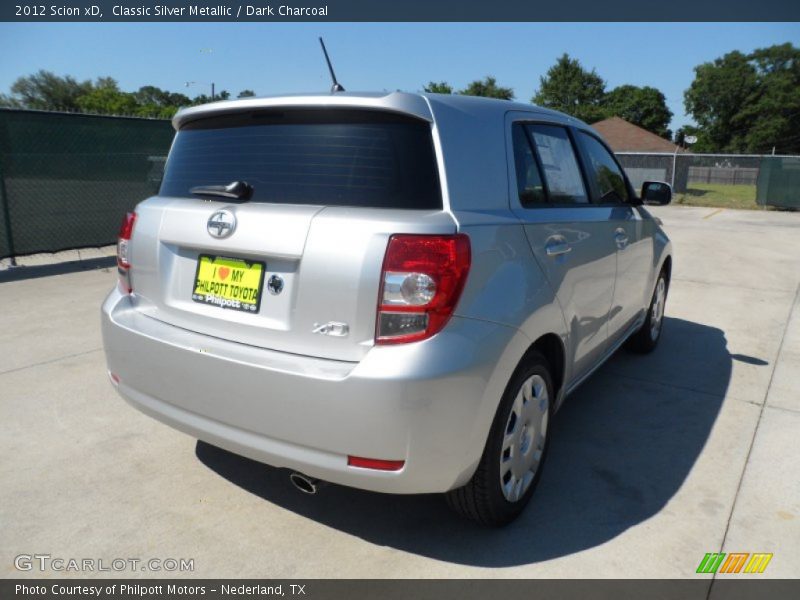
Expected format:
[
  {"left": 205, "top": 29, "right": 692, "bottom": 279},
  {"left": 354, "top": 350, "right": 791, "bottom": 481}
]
[
  {"left": 446, "top": 352, "right": 554, "bottom": 526},
  {"left": 626, "top": 269, "right": 669, "bottom": 354}
]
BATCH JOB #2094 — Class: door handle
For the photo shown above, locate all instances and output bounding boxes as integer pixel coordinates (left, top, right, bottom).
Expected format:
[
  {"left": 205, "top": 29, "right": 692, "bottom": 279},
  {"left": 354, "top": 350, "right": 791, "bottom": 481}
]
[
  {"left": 614, "top": 228, "right": 629, "bottom": 249},
  {"left": 545, "top": 236, "right": 572, "bottom": 257}
]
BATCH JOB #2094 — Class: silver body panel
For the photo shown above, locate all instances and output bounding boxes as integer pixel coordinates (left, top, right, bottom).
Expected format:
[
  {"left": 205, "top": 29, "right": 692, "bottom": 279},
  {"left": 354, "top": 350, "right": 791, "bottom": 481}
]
[{"left": 102, "top": 91, "right": 672, "bottom": 494}]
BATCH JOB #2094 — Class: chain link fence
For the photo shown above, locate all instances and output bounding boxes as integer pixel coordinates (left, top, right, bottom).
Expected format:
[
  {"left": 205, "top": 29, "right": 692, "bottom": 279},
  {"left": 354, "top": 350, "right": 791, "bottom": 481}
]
[
  {"left": 615, "top": 152, "right": 800, "bottom": 209},
  {"left": 0, "top": 109, "right": 173, "bottom": 259}
]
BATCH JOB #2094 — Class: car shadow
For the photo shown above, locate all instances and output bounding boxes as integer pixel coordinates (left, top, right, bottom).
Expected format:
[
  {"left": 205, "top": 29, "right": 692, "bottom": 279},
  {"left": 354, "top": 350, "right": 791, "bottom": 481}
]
[{"left": 195, "top": 316, "right": 733, "bottom": 567}]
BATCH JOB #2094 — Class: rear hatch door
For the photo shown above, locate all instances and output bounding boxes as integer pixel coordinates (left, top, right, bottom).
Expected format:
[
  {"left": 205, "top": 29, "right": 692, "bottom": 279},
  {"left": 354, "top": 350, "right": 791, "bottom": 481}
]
[{"left": 129, "top": 107, "right": 455, "bottom": 362}]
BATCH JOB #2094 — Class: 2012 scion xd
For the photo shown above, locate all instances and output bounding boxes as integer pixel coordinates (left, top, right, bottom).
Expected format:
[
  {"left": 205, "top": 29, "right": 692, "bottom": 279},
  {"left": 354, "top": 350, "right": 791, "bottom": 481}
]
[{"left": 102, "top": 92, "right": 673, "bottom": 525}]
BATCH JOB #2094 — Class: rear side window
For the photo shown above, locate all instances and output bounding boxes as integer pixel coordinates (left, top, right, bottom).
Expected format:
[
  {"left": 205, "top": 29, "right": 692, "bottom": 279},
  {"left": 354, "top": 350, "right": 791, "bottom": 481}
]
[
  {"left": 578, "top": 131, "right": 629, "bottom": 203},
  {"left": 526, "top": 124, "right": 588, "bottom": 204},
  {"left": 160, "top": 110, "right": 442, "bottom": 209},
  {"left": 512, "top": 123, "right": 547, "bottom": 206}
]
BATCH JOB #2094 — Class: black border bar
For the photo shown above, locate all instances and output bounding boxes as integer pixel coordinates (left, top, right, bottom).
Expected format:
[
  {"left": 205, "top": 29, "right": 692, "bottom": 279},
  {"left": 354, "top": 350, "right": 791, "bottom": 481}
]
[
  {"left": 3, "top": 580, "right": 800, "bottom": 600},
  {"left": 2, "top": 1, "right": 800, "bottom": 22}
]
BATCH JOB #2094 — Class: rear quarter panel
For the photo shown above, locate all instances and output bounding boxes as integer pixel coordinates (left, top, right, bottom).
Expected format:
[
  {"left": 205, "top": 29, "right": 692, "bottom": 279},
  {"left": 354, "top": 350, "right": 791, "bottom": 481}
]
[{"left": 428, "top": 100, "right": 571, "bottom": 413}]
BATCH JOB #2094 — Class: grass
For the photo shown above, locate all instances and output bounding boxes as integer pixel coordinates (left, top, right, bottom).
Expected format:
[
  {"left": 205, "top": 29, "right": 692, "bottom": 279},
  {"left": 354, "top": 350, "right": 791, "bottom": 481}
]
[{"left": 674, "top": 183, "right": 761, "bottom": 210}]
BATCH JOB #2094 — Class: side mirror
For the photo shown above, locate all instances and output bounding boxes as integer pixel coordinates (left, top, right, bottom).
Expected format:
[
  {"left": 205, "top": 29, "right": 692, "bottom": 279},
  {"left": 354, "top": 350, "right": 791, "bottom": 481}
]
[{"left": 641, "top": 181, "right": 672, "bottom": 206}]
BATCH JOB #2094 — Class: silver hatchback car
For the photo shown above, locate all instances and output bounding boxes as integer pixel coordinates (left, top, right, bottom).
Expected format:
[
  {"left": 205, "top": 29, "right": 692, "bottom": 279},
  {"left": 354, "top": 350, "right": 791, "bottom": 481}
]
[{"left": 102, "top": 92, "right": 672, "bottom": 525}]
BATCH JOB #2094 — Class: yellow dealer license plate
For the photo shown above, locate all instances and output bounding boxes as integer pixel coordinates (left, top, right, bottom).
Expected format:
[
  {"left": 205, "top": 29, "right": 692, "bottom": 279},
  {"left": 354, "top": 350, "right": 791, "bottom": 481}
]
[{"left": 192, "top": 254, "right": 265, "bottom": 313}]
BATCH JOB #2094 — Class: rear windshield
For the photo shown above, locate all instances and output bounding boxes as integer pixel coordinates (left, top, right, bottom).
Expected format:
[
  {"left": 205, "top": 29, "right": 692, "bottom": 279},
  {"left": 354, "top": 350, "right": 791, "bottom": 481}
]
[{"left": 160, "top": 109, "right": 442, "bottom": 209}]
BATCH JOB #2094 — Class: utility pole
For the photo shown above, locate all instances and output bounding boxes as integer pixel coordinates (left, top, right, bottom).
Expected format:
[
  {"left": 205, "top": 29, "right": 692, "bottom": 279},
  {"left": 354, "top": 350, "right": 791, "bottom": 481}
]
[
  {"left": 672, "top": 135, "right": 697, "bottom": 190},
  {"left": 671, "top": 145, "right": 679, "bottom": 189},
  {"left": 201, "top": 48, "right": 214, "bottom": 100}
]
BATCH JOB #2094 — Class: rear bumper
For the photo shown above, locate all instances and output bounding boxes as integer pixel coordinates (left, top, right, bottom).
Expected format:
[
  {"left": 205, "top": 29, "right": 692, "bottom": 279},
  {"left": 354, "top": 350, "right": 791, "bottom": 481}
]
[{"left": 101, "top": 289, "right": 527, "bottom": 494}]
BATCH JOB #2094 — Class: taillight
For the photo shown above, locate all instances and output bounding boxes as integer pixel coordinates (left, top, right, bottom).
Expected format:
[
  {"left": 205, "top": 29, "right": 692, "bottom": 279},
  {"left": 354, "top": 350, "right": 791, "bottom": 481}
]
[
  {"left": 376, "top": 234, "right": 471, "bottom": 344},
  {"left": 117, "top": 211, "right": 137, "bottom": 293}
]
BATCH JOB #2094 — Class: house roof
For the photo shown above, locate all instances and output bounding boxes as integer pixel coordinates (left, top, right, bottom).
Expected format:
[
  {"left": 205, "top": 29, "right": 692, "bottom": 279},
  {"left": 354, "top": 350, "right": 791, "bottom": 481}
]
[{"left": 591, "top": 116, "right": 685, "bottom": 153}]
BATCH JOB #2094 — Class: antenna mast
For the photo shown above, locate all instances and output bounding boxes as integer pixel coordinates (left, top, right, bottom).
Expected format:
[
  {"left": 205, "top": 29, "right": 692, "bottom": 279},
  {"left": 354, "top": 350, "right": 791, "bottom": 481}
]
[{"left": 319, "top": 37, "right": 345, "bottom": 93}]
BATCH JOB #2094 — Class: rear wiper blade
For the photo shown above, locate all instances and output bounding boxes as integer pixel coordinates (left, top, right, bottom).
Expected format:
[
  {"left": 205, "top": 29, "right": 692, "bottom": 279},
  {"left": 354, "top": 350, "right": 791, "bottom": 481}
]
[{"left": 190, "top": 180, "right": 253, "bottom": 200}]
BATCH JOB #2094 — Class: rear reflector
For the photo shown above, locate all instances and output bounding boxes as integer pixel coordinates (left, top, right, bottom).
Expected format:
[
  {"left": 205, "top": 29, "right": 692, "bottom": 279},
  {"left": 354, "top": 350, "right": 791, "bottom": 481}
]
[{"left": 347, "top": 456, "right": 405, "bottom": 471}]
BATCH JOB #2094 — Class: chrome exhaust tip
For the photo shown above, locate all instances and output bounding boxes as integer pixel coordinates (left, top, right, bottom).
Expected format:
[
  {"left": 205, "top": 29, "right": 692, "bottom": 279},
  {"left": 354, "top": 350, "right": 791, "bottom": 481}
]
[{"left": 289, "top": 472, "right": 320, "bottom": 495}]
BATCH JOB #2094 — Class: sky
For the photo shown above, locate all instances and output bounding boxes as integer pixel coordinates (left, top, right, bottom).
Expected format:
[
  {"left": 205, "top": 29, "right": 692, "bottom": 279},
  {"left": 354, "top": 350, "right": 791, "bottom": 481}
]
[{"left": 0, "top": 22, "right": 798, "bottom": 131}]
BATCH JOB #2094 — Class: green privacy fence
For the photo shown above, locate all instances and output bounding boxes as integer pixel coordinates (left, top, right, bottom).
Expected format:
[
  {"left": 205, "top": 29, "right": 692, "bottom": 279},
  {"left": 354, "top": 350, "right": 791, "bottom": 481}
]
[
  {"left": 0, "top": 109, "right": 174, "bottom": 259},
  {"left": 756, "top": 156, "right": 800, "bottom": 209}
]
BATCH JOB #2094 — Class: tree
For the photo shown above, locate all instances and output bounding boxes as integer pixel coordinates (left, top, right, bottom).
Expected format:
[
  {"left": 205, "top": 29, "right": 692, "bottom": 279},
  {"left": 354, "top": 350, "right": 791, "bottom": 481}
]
[
  {"left": 190, "top": 90, "right": 229, "bottom": 105},
  {"left": 533, "top": 54, "right": 606, "bottom": 122},
  {"left": 460, "top": 76, "right": 514, "bottom": 100},
  {"left": 423, "top": 81, "right": 453, "bottom": 94},
  {"left": 0, "top": 93, "right": 21, "bottom": 108},
  {"left": 75, "top": 78, "right": 138, "bottom": 115},
  {"left": 134, "top": 85, "right": 190, "bottom": 108},
  {"left": 136, "top": 105, "right": 180, "bottom": 119},
  {"left": 732, "top": 43, "right": 800, "bottom": 154},
  {"left": 1, "top": 71, "right": 288, "bottom": 119},
  {"left": 685, "top": 43, "right": 800, "bottom": 153},
  {"left": 602, "top": 85, "right": 673, "bottom": 139},
  {"left": 131, "top": 85, "right": 190, "bottom": 117},
  {"left": 684, "top": 50, "right": 758, "bottom": 152},
  {"left": 6, "top": 70, "right": 93, "bottom": 111}
]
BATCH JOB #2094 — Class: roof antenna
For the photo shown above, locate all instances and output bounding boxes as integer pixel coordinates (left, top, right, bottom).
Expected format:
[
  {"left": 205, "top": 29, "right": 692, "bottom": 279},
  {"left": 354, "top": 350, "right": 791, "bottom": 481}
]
[{"left": 319, "top": 37, "right": 345, "bottom": 93}]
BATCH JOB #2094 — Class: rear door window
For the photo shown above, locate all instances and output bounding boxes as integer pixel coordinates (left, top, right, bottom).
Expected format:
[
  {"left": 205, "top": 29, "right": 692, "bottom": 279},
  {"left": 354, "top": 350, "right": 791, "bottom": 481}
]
[
  {"left": 577, "top": 131, "right": 630, "bottom": 203},
  {"left": 525, "top": 124, "right": 588, "bottom": 205},
  {"left": 160, "top": 110, "right": 442, "bottom": 209},
  {"left": 512, "top": 123, "right": 547, "bottom": 207}
]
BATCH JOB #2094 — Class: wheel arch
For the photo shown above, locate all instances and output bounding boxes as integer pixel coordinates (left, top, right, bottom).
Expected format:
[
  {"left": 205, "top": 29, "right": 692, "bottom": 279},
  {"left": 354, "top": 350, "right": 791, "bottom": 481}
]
[
  {"left": 518, "top": 333, "right": 566, "bottom": 406},
  {"left": 661, "top": 254, "right": 672, "bottom": 286}
]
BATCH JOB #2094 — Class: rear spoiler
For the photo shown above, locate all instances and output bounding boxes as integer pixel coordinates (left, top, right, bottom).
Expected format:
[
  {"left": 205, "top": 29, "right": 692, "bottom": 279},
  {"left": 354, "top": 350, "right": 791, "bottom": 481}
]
[{"left": 172, "top": 92, "right": 434, "bottom": 130}]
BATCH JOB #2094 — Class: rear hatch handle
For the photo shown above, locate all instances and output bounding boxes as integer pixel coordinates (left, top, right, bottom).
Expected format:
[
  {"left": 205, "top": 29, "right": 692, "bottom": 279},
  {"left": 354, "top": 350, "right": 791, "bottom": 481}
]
[{"left": 190, "top": 180, "right": 253, "bottom": 201}]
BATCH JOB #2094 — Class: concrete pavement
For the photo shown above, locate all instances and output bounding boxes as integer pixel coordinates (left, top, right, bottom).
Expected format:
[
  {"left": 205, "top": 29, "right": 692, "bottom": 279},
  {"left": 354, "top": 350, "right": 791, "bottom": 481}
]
[{"left": 1, "top": 205, "right": 798, "bottom": 581}]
